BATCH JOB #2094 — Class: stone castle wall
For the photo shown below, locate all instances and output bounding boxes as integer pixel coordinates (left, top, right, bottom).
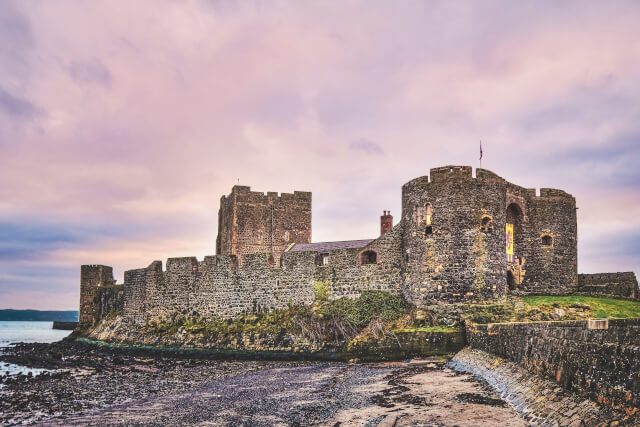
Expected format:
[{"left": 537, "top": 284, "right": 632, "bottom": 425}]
[
  {"left": 79, "top": 265, "right": 115, "bottom": 324},
  {"left": 402, "top": 167, "right": 509, "bottom": 304},
  {"left": 93, "top": 285, "right": 124, "bottom": 320},
  {"left": 121, "top": 230, "right": 406, "bottom": 324},
  {"left": 401, "top": 166, "right": 578, "bottom": 304},
  {"left": 505, "top": 185, "right": 578, "bottom": 295},
  {"left": 577, "top": 272, "right": 639, "bottom": 300},
  {"left": 467, "top": 319, "right": 640, "bottom": 415},
  {"left": 216, "top": 186, "right": 311, "bottom": 265},
  {"left": 315, "top": 223, "right": 404, "bottom": 299},
  {"left": 84, "top": 166, "right": 635, "bottom": 327}
]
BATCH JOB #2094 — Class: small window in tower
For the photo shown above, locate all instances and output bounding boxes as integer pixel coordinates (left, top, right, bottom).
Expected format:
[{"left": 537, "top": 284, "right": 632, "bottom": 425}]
[
  {"left": 360, "top": 250, "right": 378, "bottom": 265},
  {"left": 425, "top": 204, "right": 432, "bottom": 226},
  {"left": 322, "top": 254, "right": 329, "bottom": 265},
  {"left": 276, "top": 279, "right": 280, "bottom": 286},
  {"left": 257, "top": 231, "right": 263, "bottom": 242},
  {"left": 426, "top": 226, "right": 433, "bottom": 238},
  {"left": 481, "top": 216, "right": 492, "bottom": 233},
  {"left": 541, "top": 235, "right": 553, "bottom": 247},
  {"left": 284, "top": 231, "right": 290, "bottom": 242}
]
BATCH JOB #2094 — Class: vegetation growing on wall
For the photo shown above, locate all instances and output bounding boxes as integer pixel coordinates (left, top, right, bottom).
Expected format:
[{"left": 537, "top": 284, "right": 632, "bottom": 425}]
[
  {"left": 313, "top": 280, "right": 330, "bottom": 302},
  {"left": 144, "top": 290, "right": 411, "bottom": 347}
]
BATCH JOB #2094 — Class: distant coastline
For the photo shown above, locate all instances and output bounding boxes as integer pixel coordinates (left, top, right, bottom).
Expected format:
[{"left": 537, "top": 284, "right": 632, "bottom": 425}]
[{"left": 0, "top": 309, "right": 78, "bottom": 322}]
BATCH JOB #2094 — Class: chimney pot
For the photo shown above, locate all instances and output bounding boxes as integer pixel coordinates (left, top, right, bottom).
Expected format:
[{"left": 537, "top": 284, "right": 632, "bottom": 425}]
[{"left": 380, "top": 210, "right": 393, "bottom": 236}]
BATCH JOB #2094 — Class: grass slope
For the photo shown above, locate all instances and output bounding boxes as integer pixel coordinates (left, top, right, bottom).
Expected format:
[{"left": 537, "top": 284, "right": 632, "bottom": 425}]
[{"left": 523, "top": 296, "right": 640, "bottom": 319}]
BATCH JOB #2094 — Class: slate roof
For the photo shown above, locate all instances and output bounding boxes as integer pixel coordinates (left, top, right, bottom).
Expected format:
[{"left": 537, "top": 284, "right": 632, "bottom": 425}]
[{"left": 290, "top": 239, "right": 374, "bottom": 253}]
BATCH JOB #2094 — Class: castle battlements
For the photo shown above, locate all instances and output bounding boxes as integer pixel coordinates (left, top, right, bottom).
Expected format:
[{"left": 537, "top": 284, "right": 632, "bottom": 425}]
[{"left": 78, "top": 165, "right": 638, "bottom": 326}]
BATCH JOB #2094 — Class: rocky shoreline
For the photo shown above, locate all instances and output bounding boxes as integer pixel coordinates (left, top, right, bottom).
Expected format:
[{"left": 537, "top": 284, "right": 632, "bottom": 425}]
[
  {"left": 1, "top": 338, "right": 315, "bottom": 425},
  {"left": 0, "top": 338, "right": 530, "bottom": 426}
]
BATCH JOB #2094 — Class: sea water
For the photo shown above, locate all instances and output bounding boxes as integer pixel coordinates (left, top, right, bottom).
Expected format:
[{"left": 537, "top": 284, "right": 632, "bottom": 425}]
[{"left": 0, "top": 321, "right": 71, "bottom": 379}]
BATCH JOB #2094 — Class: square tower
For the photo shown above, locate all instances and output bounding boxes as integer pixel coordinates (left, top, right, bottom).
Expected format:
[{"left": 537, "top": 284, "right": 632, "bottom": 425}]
[
  {"left": 216, "top": 185, "right": 311, "bottom": 264},
  {"left": 79, "top": 265, "right": 115, "bottom": 324}
]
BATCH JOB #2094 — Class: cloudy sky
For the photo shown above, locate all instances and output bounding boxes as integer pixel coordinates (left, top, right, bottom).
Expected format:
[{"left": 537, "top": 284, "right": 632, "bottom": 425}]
[{"left": 1, "top": 1, "right": 639, "bottom": 310}]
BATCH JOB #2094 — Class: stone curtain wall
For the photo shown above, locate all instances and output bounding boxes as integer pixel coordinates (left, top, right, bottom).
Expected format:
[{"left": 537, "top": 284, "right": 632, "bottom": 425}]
[
  {"left": 467, "top": 319, "right": 640, "bottom": 415},
  {"left": 122, "top": 252, "right": 319, "bottom": 323},
  {"left": 578, "top": 272, "right": 639, "bottom": 300},
  {"left": 122, "top": 267, "right": 149, "bottom": 324},
  {"left": 216, "top": 186, "right": 311, "bottom": 265},
  {"left": 119, "top": 228, "right": 407, "bottom": 324},
  {"left": 315, "top": 223, "right": 405, "bottom": 299}
]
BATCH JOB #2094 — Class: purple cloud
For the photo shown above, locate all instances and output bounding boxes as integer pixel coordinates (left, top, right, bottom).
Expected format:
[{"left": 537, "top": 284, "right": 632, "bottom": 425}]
[
  {"left": 0, "top": 0, "right": 639, "bottom": 309},
  {"left": 66, "top": 59, "right": 113, "bottom": 87},
  {"left": 0, "top": 88, "right": 42, "bottom": 118},
  {"left": 349, "top": 139, "right": 384, "bottom": 155}
]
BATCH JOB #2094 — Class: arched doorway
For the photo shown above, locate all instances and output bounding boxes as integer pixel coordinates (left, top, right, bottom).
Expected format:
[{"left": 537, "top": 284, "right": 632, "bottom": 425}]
[{"left": 507, "top": 270, "right": 515, "bottom": 291}]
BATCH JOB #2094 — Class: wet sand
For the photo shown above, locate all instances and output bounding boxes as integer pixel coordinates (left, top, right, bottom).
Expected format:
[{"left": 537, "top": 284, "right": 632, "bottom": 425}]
[{"left": 1, "top": 341, "right": 524, "bottom": 426}]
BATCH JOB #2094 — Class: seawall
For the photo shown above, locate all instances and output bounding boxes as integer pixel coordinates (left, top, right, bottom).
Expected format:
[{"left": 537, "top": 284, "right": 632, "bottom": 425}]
[
  {"left": 466, "top": 318, "right": 640, "bottom": 417},
  {"left": 450, "top": 347, "right": 630, "bottom": 425},
  {"left": 52, "top": 321, "right": 78, "bottom": 330}
]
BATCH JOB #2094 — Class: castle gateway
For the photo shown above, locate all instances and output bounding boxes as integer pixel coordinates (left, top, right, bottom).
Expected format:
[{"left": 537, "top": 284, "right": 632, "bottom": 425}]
[{"left": 79, "top": 166, "right": 636, "bottom": 325}]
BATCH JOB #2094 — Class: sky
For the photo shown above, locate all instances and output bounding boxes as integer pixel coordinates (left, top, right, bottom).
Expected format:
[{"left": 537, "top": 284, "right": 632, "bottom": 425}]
[{"left": 1, "top": 1, "right": 639, "bottom": 310}]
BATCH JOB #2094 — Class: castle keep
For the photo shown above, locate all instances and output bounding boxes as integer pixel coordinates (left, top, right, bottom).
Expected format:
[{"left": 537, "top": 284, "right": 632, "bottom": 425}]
[
  {"left": 80, "top": 166, "right": 638, "bottom": 325},
  {"left": 216, "top": 186, "right": 312, "bottom": 265}
]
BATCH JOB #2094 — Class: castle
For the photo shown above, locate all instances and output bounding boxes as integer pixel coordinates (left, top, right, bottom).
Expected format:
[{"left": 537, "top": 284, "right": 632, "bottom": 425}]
[{"left": 79, "top": 166, "right": 638, "bottom": 325}]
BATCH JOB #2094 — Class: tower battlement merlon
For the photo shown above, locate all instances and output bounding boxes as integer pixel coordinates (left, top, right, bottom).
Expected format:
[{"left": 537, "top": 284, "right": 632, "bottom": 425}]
[
  {"left": 429, "top": 165, "right": 473, "bottom": 182},
  {"left": 476, "top": 168, "right": 507, "bottom": 184},
  {"left": 224, "top": 185, "right": 311, "bottom": 203},
  {"left": 538, "top": 188, "right": 575, "bottom": 200},
  {"left": 216, "top": 184, "right": 312, "bottom": 264}
]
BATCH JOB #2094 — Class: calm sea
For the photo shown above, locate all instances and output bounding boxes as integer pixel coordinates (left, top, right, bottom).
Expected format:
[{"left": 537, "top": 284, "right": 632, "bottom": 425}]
[{"left": 0, "top": 321, "right": 71, "bottom": 379}]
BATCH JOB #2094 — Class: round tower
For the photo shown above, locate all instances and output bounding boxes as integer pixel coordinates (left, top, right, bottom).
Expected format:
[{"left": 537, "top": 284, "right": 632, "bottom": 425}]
[{"left": 401, "top": 166, "right": 508, "bottom": 305}]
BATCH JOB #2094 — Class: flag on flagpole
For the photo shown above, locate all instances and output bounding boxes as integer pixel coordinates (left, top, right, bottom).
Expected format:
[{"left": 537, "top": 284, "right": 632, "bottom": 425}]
[{"left": 479, "top": 140, "right": 483, "bottom": 161}]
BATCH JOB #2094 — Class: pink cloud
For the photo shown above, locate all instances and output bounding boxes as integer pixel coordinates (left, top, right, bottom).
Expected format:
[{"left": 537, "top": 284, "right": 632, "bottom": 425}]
[{"left": 1, "top": 1, "right": 639, "bottom": 308}]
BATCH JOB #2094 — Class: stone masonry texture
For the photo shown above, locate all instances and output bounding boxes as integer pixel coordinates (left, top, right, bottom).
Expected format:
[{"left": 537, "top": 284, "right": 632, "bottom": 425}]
[
  {"left": 216, "top": 185, "right": 312, "bottom": 266},
  {"left": 79, "top": 265, "right": 115, "bottom": 325},
  {"left": 83, "top": 166, "right": 637, "bottom": 326},
  {"left": 451, "top": 347, "right": 632, "bottom": 425},
  {"left": 466, "top": 319, "right": 640, "bottom": 418},
  {"left": 401, "top": 166, "right": 578, "bottom": 304},
  {"left": 577, "top": 272, "right": 639, "bottom": 300}
]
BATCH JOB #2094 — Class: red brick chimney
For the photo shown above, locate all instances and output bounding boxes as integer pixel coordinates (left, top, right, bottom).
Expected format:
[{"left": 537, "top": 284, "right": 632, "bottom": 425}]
[{"left": 380, "top": 210, "right": 393, "bottom": 236}]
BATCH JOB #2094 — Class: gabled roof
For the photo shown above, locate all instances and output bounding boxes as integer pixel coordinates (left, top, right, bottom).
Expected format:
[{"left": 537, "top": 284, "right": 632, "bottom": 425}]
[{"left": 290, "top": 239, "right": 374, "bottom": 253}]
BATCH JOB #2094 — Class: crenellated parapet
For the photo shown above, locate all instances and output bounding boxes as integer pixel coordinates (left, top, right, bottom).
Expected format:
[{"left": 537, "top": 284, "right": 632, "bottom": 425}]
[
  {"left": 216, "top": 185, "right": 312, "bottom": 266},
  {"left": 83, "top": 164, "right": 632, "bottom": 327},
  {"left": 119, "top": 250, "right": 321, "bottom": 323},
  {"left": 400, "top": 166, "right": 578, "bottom": 302}
]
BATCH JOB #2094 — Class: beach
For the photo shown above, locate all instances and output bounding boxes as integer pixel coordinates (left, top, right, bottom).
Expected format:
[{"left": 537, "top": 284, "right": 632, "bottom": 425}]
[{"left": 0, "top": 339, "right": 525, "bottom": 426}]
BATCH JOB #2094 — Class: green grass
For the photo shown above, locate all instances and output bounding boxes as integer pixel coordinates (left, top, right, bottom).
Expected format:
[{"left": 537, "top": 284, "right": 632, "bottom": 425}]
[
  {"left": 523, "top": 296, "right": 640, "bottom": 319},
  {"left": 393, "top": 326, "right": 461, "bottom": 333}
]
